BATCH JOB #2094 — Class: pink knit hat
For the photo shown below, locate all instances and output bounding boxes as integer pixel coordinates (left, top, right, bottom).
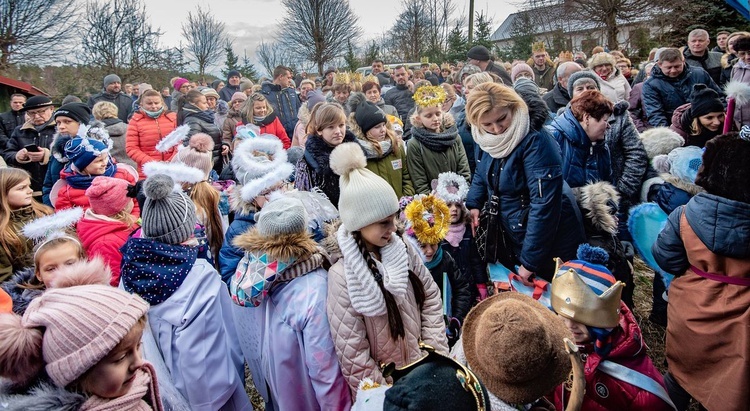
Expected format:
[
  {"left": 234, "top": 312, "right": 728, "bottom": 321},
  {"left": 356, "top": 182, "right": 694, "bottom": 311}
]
[
  {"left": 173, "top": 77, "right": 189, "bottom": 91},
  {"left": 511, "top": 63, "right": 535, "bottom": 82},
  {"left": 86, "top": 176, "right": 131, "bottom": 216},
  {"left": 231, "top": 92, "right": 248, "bottom": 102},
  {"left": 172, "top": 133, "right": 214, "bottom": 179}
]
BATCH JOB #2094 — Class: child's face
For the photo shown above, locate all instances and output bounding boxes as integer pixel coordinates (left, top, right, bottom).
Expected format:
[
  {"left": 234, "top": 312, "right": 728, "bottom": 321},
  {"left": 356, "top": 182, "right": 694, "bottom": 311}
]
[
  {"left": 83, "top": 154, "right": 108, "bottom": 175},
  {"left": 417, "top": 106, "right": 443, "bottom": 131},
  {"left": 419, "top": 242, "right": 439, "bottom": 262},
  {"left": 366, "top": 123, "right": 387, "bottom": 141},
  {"left": 55, "top": 116, "right": 80, "bottom": 137},
  {"left": 319, "top": 119, "right": 346, "bottom": 146},
  {"left": 359, "top": 215, "right": 397, "bottom": 251},
  {"left": 252, "top": 100, "right": 267, "bottom": 117},
  {"left": 7, "top": 178, "right": 33, "bottom": 209},
  {"left": 36, "top": 242, "right": 83, "bottom": 287},
  {"left": 560, "top": 316, "right": 591, "bottom": 344},
  {"left": 448, "top": 203, "right": 463, "bottom": 224},
  {"left": 81, "top": 322, "right": 144, "bottom": 399}
]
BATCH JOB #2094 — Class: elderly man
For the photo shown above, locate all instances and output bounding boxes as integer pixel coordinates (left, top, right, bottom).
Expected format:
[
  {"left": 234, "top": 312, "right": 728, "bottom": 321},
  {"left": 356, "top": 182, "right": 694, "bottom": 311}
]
[
  {"left": 0, "top": 94, "right": 26, "bottom": 150},
  {"left": 543, "top": 62, "right": 581, "bottom": 113},
  {"left": 642, "top": 48, "right": 723, "bottom": 127},
  {"left": 87, "top": 74, "right": 132, "bottom": 122},
  {"left": 261, "top": 65, "right": 301, "bottom": 137},
  {"left": 683, "top": 29, "right": 724, "bottom": 86},
  {"left": 2, "top": 96, "right": 56, "bottom": 198},
  {"left": 466, "top": 45, "right": 512, "bottom": 85}
]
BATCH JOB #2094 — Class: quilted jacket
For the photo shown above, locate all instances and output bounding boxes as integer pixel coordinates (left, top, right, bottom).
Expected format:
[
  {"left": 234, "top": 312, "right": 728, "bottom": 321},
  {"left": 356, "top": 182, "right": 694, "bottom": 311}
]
[
  {"left": 326, "top": 232, "right": 448, "bottom": 398},
  {"left": 54, "top": 165, "right": 139, "bottom": 216},
  {"left": 642, "top": 64, "right": 722, "bottom": 128},
  {"left": 125, "top": 110, "right": 178, "bottom": 179},
  {"left": 76, "top": 210, "right": 138, "bottom": 286}
]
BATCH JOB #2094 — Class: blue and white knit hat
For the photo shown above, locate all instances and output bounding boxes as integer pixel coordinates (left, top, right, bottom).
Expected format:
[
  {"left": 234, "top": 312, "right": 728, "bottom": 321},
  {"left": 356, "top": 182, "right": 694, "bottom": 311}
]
[{"left": 64, "top": 136, "right": 111, "bottom": 173}]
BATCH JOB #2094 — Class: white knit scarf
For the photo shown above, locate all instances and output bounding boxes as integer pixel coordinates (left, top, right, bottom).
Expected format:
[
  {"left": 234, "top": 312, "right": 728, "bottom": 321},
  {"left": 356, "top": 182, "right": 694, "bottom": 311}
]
[
  {"left": 337, "top": 224, "right": 409, "bottom": 317},
  {"left": 471, "top": 105, "right": 530, "bottom": 159}
]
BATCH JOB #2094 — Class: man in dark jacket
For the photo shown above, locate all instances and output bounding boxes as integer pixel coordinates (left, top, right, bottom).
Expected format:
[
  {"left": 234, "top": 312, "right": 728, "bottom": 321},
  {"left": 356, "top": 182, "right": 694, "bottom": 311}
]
[
  {"left": 384, "top": 65, "right": 415, "bottom": 123},
  {"left": 261, "top": 66, "right": 301, "bottom": 138},
  {"left": 371, "top": 59, "right": 392, "bottom": 86},
  {"left": 2, "top": 96, "right": 56, "bottom": 198},
  {"left": 0, "top": 94, "right": 26, "bottom": 150},
  {"left": 87, "top": 74, "right": 132, "bottom": 123},
  {"left": 683, "top": 29, "right": 725, "bottom": 86},
  {"left": 466, "top": 45, "right": 513, "bottom": 85},
  {"left": 543, "top": 62, "right": 581, "bottom": 114},
  {"left": 642, "top": 48, "right": 723, "bottom": 128},
  {"left": 219, "top": 70, "right": 241, "bottom": 102}
]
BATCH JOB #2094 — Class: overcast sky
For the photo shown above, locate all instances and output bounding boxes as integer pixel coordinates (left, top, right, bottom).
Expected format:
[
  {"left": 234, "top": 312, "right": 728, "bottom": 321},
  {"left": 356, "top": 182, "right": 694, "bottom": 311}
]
[{"left": 143, "top": 0, "right": 516, "bottom": 75}]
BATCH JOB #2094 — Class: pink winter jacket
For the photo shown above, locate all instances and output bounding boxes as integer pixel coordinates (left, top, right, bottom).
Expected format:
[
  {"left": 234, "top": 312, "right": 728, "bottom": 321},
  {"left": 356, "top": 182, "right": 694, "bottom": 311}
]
[{"left": 326, "top": 235, "right": 448, "bottom": 399}]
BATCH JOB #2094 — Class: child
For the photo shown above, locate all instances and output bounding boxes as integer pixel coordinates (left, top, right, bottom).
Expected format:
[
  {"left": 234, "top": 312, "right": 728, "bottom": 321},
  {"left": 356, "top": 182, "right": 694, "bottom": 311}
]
[
  {"left": 294, "top": 102, "right": 357, "bottom": 206},
  {"left": 77, "top": 176, "right": 139, "bottom": 286},
  {"left": 402, "top": 194, "right": 472, "bottom": 347},
  {"left": 407, "top": 85, "right": 471, "bottom": 194},
  {"left": 231, "top": 92, "right": 291, "bottom": 149},
  {"left": 0, "top": 262, "right": 162, "bottom": 410},
  {"left": 120, "top": 174, "right": 251, "bottom": 410},
  {"left": 550, "top": 245, "right": 673, "bottom": 410},
  {"left": 53, "top": 133, "right": 139, "bottom": 215},
  {"left": 0, "top": 168, "right": 53, "bottom": 282},
  {"left": 221, "top": 92, "right": 247, "bottom": 152},
  {"left": 653, "top": 133, "right": 750, "bottom": 411},
  {"left": 230, "top": 197, "right": 351, "bottom": 410},
  {"left": 93, "top": 100, "right": 136, "bottom": 168},
  {"left": 326, "top": 142, "right": 448, "bottom": 397},
  {"left": 347, "top": 92, "right": 414, "bottom": 198},
  {"left": 645, "top": 146, "right": 704, "bottom": 215},
  {"left": 219, "top": 136, "right": 294, "bottom": 285},
  {"left": 433, "top": 172, "right": 488, "bottom": 301}
]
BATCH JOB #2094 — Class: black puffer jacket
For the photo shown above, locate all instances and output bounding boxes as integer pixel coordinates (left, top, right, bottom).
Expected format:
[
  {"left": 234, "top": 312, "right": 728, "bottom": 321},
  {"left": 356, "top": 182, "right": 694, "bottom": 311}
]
[
  {"left": 383, "top": 84, "right": 415, "bottom": 124},
  {"left": 423, "top": 248, "right": 472, "bottom": 323},
  {"left": 0, "top": 109, "right": 24, "bottom": 149},
  {"left": 87, "top": 90, "right": 133, "bottom": 123},
  {"left": 1, "top": 119, "right": 56, "bottom": 193}
]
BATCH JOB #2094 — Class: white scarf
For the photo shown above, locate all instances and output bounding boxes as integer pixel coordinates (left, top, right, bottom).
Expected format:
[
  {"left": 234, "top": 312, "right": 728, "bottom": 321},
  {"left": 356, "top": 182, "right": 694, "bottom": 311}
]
[
  {"left": 337, "top": 224, "right": 409, "bottom": 317},
  {"left": 471, "top": 105, "right": 530, "bottom": 159}
]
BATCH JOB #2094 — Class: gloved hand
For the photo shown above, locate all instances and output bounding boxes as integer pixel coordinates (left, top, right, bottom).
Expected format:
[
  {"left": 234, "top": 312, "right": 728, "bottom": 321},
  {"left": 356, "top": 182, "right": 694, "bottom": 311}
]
[
  {"left": 621, "top": 240, "right": 635, "bottom": 259},
  {"left": 446, "top": 317, "right": 461, "bottom": 348},
  {"left": 476, "top": 283, "right": 489, "bottom": 301}
]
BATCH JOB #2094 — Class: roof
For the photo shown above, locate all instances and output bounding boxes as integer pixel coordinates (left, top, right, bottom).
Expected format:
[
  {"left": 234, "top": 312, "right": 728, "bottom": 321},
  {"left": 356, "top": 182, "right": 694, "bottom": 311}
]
[{"left": 0, "top": 75, "right": 48, "bottom": 96}]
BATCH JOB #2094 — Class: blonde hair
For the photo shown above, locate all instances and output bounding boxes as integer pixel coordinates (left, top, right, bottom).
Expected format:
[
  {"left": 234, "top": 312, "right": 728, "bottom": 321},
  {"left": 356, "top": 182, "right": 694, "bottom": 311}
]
[
  {"left": 440, "top": 83, "right": 457, "bottom": 99},
  {"left": 463, "top": 72, "right": 494, "bottom": 89},
  {"left": 188, "top": 182, "right": 223, "bottom": 264},
  {"left": 27, "top": 235, "right": 86, "bottom": 289},
  {"left": 242, "top": 93, "right": 274, "bottom": 121},
  {"left": 0, "top": 169, "right": 52, "bottom": 260},
  {"left": 306, "top": 102, "right": 346, "bottom": 135},
  {"left": 92, "top": 101, "right": 118, "bottom": 120},
  {"left": 465, "top": 82, "right": 527, "bottom": 127}
]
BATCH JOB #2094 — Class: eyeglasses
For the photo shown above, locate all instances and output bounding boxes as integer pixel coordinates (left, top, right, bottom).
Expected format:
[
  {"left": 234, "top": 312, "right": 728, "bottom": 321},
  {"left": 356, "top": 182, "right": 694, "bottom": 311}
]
[{"left": 27, "top": 108, "right": 51, "bottom": 117}]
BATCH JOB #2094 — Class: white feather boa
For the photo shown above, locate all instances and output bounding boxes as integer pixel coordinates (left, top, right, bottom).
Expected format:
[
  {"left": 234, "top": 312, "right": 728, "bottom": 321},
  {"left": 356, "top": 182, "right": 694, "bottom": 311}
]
[
  {"left": 142, "top": 161, "right": 205, "bottom": 184},
  {"left": 233, "top": 136, "right": 294, "bottom": 202},
  {"left": 155, "top": 125, "right": 190, "bottom": 153},
  {"left": 22, "top": 207, "right": 84, "bottom": 241}
]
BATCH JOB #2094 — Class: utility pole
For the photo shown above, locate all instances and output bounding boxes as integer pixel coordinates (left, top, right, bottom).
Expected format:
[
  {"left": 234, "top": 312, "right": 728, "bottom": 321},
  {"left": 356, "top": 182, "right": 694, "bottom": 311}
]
[{"left": 468, "top": 0, "right": 475, "bottom": 43}]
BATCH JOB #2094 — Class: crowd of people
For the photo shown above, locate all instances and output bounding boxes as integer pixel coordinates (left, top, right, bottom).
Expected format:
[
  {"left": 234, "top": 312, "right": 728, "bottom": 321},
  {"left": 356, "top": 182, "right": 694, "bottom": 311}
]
[{"left": 0, "top": 27, "right": 747, "bottom": 411}]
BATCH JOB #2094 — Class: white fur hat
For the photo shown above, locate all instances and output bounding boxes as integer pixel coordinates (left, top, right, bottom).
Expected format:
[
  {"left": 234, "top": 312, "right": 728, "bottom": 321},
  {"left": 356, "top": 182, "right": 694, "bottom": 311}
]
[{"left": 232, "top": 136, "right": 294, "bottom": 202}]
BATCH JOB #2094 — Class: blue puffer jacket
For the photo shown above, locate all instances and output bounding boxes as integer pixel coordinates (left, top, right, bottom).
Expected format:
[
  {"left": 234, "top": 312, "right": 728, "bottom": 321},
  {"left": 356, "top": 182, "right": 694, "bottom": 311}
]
[
  {"left": 454, "top": 109, "right": 477, "bottom": 176},
  {"left": 466, "top": 111, "right": 585, "bottom": 278},
  {"left": 642, "top": 64, "right": 723, "bottom": 128},
  {"left": 547, "top": 108, "right": 612, "bottom": 188},
  {"left": 260, "top": 82, "right": 301, "bottom": 138},
  {"left": 219, "top": 208, "right": 255, "bottom": 285}
]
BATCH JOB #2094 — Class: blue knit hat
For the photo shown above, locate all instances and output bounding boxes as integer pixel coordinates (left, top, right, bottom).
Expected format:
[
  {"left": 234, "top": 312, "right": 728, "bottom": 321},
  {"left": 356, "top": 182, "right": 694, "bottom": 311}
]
[{"left": 64, "top": 137, "right": 109, "bottom": 172}]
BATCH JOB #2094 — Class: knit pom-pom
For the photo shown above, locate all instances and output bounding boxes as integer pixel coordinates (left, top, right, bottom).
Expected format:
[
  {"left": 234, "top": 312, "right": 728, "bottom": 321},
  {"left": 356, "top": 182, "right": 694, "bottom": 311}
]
[
  {"left": 330, "top": 142, "right": 366, "bottom": 176},
  {"left": 143, "top": 174, "right": 175, "bottom": 200},
  {"left": 347, "top": 92, "right": 369, "bottom": 114},
  {"left": 576, "top": 243, "right": 609, "bottom": 265},
  {"left": 188, "top": 133, "right": 215, "bottom": 152},
  {"left": 653, "top": 154, "right": 671, "bottom": 174},
  {"left": 49, "top": 258, "right": 111, "bottom": 289},
  {"left": 0, "top": 314, "right": 44, "bottom": 386}
]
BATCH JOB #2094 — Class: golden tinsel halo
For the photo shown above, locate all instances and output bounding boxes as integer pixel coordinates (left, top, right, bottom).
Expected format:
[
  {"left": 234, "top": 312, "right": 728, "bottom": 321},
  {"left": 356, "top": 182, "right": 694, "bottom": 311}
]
[
  {"left": 363, "top": 74, "right": 379, "bottom": 84},
  {"left": 412, "top": 85, "right": 447, "bottom": 109},
  {"left": 333, "top": 72, "right": 350, "bottom": 85},
  {"left": 404, "top": 194, "right": 450, "bottom": 245}
]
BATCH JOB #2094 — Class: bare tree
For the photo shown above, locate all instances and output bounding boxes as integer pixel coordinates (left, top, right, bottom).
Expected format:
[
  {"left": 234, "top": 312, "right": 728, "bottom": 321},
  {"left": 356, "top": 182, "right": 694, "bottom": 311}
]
[
  {"left": 391, "top": 0, "right": 430, "bottom": 61},
  {"left": 181, "top": 6, "right": 228, "bottom": 76},
  {"left": 278, "top": 0, "right": 363, "bottom": 75},
  {"left": 256, "top": 40, "right": 298, "bottom": 78},
  {"left": 0, "top": 0, "right": 80, "bottom": 70}
]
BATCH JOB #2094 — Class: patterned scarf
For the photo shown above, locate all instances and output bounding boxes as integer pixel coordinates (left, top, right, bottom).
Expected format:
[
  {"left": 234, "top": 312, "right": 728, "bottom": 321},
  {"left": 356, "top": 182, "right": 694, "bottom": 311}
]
[
  {"left": 80, "top": 363, "right": 163, "bottom": 411},
  {"left": 358, "top": 139, "right": 393, "bottom": 160},
  {"left": 471, "top": 105, "right": 530, "bottom": 159}
]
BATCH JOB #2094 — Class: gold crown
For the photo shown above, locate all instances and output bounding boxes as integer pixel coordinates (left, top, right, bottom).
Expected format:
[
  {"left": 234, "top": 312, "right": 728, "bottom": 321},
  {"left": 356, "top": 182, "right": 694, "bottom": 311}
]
[
  {"left": 550, "top": 258, "right": 623, "bottom": 328},
  {"left": 333, "top": 72, "right": 350, "bottom": 85},
  {"left": 558, "top": 51, "right": 573, "bottom": 62},
  {"left": 412, "top": 85, "right": 447, "bottom": 109},
  {"left": 363, "top": 74, "right": 379, "bottom": 84},
  {"left": 532, "top": 41, "right": 547, "bottom": 54},
  {"left": 350, "top": 72, "right": 363, "bottom": 83}
]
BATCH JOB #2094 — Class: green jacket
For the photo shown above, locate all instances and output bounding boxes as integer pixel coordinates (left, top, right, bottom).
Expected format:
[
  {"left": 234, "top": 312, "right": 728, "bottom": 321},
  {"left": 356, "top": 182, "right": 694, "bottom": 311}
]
[
  {"left": 406, "top": 135, "right": 471, "bottom": 195},
  {"left": 0, "top": 207, "right": 37, "bottom": 283},
  {"left": 364, "top": 144, "right": 414, "bottom": 199}
]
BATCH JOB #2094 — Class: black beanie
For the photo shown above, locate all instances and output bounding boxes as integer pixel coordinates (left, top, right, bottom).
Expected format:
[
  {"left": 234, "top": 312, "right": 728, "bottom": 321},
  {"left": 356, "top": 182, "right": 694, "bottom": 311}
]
[
  {"left": 53, "top": 102, "right": 92, "bottom": 125},
  {"left": 734, "top": 36, "right": 750, "bottom": 52},
  {"left": 467, "top": 45, "right": 491, "bottom": 62},
  {"left": 690, "top": 84, "right": 724, "bottom": 118},
  {"left": 355, "top": 100, "right": 387, "bottom": 135},
  {"left": 227, "top": 70, "right": 240, "bottom": 81}
]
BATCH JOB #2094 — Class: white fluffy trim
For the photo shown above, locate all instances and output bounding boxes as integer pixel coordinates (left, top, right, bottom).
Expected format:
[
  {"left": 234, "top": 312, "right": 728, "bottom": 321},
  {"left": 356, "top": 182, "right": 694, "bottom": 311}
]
[
  {"left": 155, "top": 125, "right": 191, "bottom": 153},
  {"left": 725, "top": 80, "right": 750, "bottom": 106},
  {"left": 434, "top": 171, "right": 469, "bottom": 203},
  {"left": 233, "top": 137, "right": 294, "bottom": 202},
  {"left": 142, "top": 161, "right": 205, "bottom": 184},
  {"left": 22, "top": 207, "right": 84, "bottom": 241}
]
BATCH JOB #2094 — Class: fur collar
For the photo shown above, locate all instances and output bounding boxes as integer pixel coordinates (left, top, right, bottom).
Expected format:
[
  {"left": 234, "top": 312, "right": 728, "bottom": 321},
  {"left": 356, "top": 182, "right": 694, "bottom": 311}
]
[
  {"left": 51, "top": 132, "right": 73, "bottom": 163},
  {"left": 320, "top": 220, "right": 343, "bottom": 263},
  {"left": 297, "top": 103, "right": 312, "bottom": 127},
  {"left": 303, "top": 130, "right": 357, "bottom": 175},
  {"left": 662, "top": 173, "right": 705, "bottom": 196},
  {"left": 574, "top": 182, "right": 620, "bottom": 235},
  {"left": 233, "top": 230, "right": 319, "bottom": 261},
  {"left": 228, "top": 186, "right": 258, "bottom": 215},
  {"left": 0, "top": 267, "right": 42, "bottom": 315},
  {"left": 516, "top": 87, "right": 548, "bottom": 131},
  {"left": 0, "top": 378, "right": 85, "bottom": 411}
]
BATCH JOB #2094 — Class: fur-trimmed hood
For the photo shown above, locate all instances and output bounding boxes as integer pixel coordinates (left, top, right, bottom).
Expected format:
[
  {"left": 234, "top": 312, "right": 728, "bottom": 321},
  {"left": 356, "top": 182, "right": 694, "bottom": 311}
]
[
  {"left": 319, "top": 219, "right": 342, "bottom": 263},
  {"left": 640, "top": 127, "right": 684, "bottom": 159},
  {"left": 228, "top": 185, "right": 259, "bottom": 215},
  {"left": 662, "top": 173, "right": 704, "bottom": 196},
  {"left": 297, "top": 103, "right": 312, "bottom": 127},
  {"left": 0, "top": 267, "right": 42, "bottom": 315},
  {"left": 233, "top": 229, "right": 318, "bottom": 261},
  {"left": 516, "top": 87, "right": 549, "bottom": 131},
  {"left": 50, "top": 132, "right": 73, "bottom": 163},
  {"left": 574, "top": 181, "right": 620, "bottom": 235},
  {"left": 0, "top": 378, "right": 85, "bottom": 411}
]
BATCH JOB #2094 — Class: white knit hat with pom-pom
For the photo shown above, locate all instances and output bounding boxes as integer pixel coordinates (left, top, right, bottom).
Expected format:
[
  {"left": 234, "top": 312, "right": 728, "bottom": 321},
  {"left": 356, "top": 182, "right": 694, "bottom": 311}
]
[{"left": 330, "top": 142, "right": 399, "bottom": 231}]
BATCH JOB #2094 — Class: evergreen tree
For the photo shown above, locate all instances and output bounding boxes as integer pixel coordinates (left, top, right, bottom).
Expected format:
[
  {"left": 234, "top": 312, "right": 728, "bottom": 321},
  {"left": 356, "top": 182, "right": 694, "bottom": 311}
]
[
  {"left": 239, "top": 50, "right": 259, "bottom": 82},
  {"left": 446, "top": 22, "right": 468, "bottom": 62},
  {"left": 509, "top": 13, "right": 535, "bottom": 61},
  {"left": 665, "top": 0, "right": 750, "bottom": 46},
  {"left": 471, "top": 11, "right": 495, "bottom": 50},
  {"left": 221, "top": 43, "right": 239, "bottom": 78},
  {"left": 343, "top": 40, "right": 360, "bottom": 72}
]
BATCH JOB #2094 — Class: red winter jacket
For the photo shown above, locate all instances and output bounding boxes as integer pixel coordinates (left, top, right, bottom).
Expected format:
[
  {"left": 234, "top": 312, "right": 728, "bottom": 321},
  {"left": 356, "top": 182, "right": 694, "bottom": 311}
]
[
  {"left": 550, "top": 303, "right": 672, "bottom": 411},
  {"left": 258, "top": 116, "right": 291, "bottom": 149},
  {"left": 77, "top": 212, "right": 139, "bottom": 286},
  {"left": 54, "top": 167, "right": 140, "bottom": 217},
  {"left": 125, "top": 110, "right": 178, "bottom": 179}
]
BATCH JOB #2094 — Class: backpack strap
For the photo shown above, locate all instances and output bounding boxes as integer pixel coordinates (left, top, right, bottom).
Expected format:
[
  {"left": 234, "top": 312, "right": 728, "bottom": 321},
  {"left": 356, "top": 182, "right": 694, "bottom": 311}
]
[{"left": 598, "top": 360, "right": 677, "bottom": 410}]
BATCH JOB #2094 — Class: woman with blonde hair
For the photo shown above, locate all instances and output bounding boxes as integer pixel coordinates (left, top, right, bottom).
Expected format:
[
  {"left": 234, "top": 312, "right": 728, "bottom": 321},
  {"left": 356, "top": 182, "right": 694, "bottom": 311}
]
[{"left": 92, "top": 101, "right": 135, "bottom": 168}]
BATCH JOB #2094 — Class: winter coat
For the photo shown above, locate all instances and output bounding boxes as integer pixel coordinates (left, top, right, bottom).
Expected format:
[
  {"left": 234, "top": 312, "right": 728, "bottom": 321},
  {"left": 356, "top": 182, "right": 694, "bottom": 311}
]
[
  {"left": 648, "top": 175, "right": 703, "bottom": 215},
  {"left": 532, "top": 64, "right": 556, "bottom": 91},
  {"left": 54, "top": 164, "right": 139, "bottom": 216},
  {"left": 0, "top": 267, "right": 42, "bottom": 315},
  {"left": 628, "top": 82, "right": 650, "bottom": 132},
  {"left": 652, "top": 193, "right": 750, "bottom": 410},
  {"left": 424, "top": 248, "right": 472, "bottom": 323},
  {"left": 466, "top": 101, "right": 585, "bottom": 278},
  {"left": 221, "top": 109, "right": 243, "bottom": 149},
  {"left": 181, "top": 107, "right": 223, "bottom": 163},
  {"left": 374, "top": 98, "right": 399, "bottom": 119},
  {"left": 551, "top": 303, "right": 672, "bottom": 411},
  {"left": 77, "top": 211, "right": 138, "bottom": 286},
  {"left": 383, "top": 85, "right": 415, "bottom": 123},
  {"left": 668, "top": 102, "right": 725, "bottom": 148},
  {"left": 730, "top": 62, "right": 750, "bottom": 127},
  {"left": 126, "top": 110, "right": 178, "bottom": 179},
  {"left": 599, "top": 69, "right": 632, "bottom": 103},
  {"left": 87, "top": 91, "right": 133, "bottom": 123},
  {"left": 441, "top": 224, "right": 487, "bottom": 291},
  {"left": 260, "top": 82, "right": 301, "bottom": 138},
  {"left": 101, "top": 117, "right": 136, "bottom": 169},
  {"left": 42, "top": 133, "right": 75, "bottom": 207},
  {"left": 2, "top": 118, "right": 55, "bottom": 195},
  {"left": 219, "top": 197, "right": 256, "bottom": 285},
  {"left": 486, "top": 61, "right": 514, "bottom": 86},
  {"left": 721, "top": 53, "right": 738, "bottom": 87},
  {"left": 454, "top": 109, "right": 477, "bottom": 176},
  {"left": 120, "top": 238, "right": 251, "bottom": 411},
  {"left": 606, "top": 101, "right": 649, "bottom": 207},
  {"left": 0, "top": 207, "right": 38, "bottom": 283},
  {"left": 169, "top": 91, "right": 182, "bottom": 112},
  {"left": 294, "top": 131, "right": 358, "bottom": 207},
  {"left": 684, "top": 49, "right": 724, "bottom": 86},
  {"left": 226, "top": 112, "right": 292, "bottom": 150},
  {"left": 292, "top": 104, "right": 312, "bottom": 147},
  {"left": 362, "top": 144, "right": 413, "bottom": 198},
  {"left": 219, "top": 84, "right": 240, "bottom": 103},
  {"left": 642, "top": 64, "right": 722, "bottom": 128},
  {"left": 326, "top": 233, "right": 448, "bottom": 398},
  {"left": 543, "top": 83, "right": 571, "bottom": 114},
  {"left": 548, "top": 108, "right": 613, "bottom": 188},
  {"left": 0, "top": 109, "right": 24, "bottom": 150},
  {"left": 214, "top": 100, "right": 229, "bottom": 130},
  {"left": 406, "top": 116, "right": 471, "bottom": 195},
  {"left": 231, "top": 231, "right": 351, "bottom": 411}
]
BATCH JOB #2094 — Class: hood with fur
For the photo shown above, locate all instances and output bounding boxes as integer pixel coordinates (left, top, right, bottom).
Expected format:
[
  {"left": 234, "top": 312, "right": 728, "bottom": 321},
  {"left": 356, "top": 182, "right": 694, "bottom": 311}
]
[
  {"left": 233, "top": 229, "right": 318, "bottom": 262},
  {"left": 574, "top": 181, "right": 620, "bottom": 235},
  {"left": 516, "top": 87, "right": 549, "bottom": 131},
  {"left": 0, "top": 267, "right": 42, "bottom": 315},
  {"left": 0, "top": 378, "right": 85, "bottom": 411},
  {"left": 640, "top": 127, "right": 684, "bottom": 159}
]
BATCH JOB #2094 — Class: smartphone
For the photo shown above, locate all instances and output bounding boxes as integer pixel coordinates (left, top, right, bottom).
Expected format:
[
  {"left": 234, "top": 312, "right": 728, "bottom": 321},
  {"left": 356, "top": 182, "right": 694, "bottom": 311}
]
[{"left": 24, "top": 144, "right": 39, "bottom": 152}]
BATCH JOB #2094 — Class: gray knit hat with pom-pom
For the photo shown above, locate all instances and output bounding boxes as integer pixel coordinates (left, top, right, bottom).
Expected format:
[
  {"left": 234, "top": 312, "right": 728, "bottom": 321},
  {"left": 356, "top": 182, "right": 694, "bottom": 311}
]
[{"left": 141, "top": 174, "right": 196, "bottom": 245}]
